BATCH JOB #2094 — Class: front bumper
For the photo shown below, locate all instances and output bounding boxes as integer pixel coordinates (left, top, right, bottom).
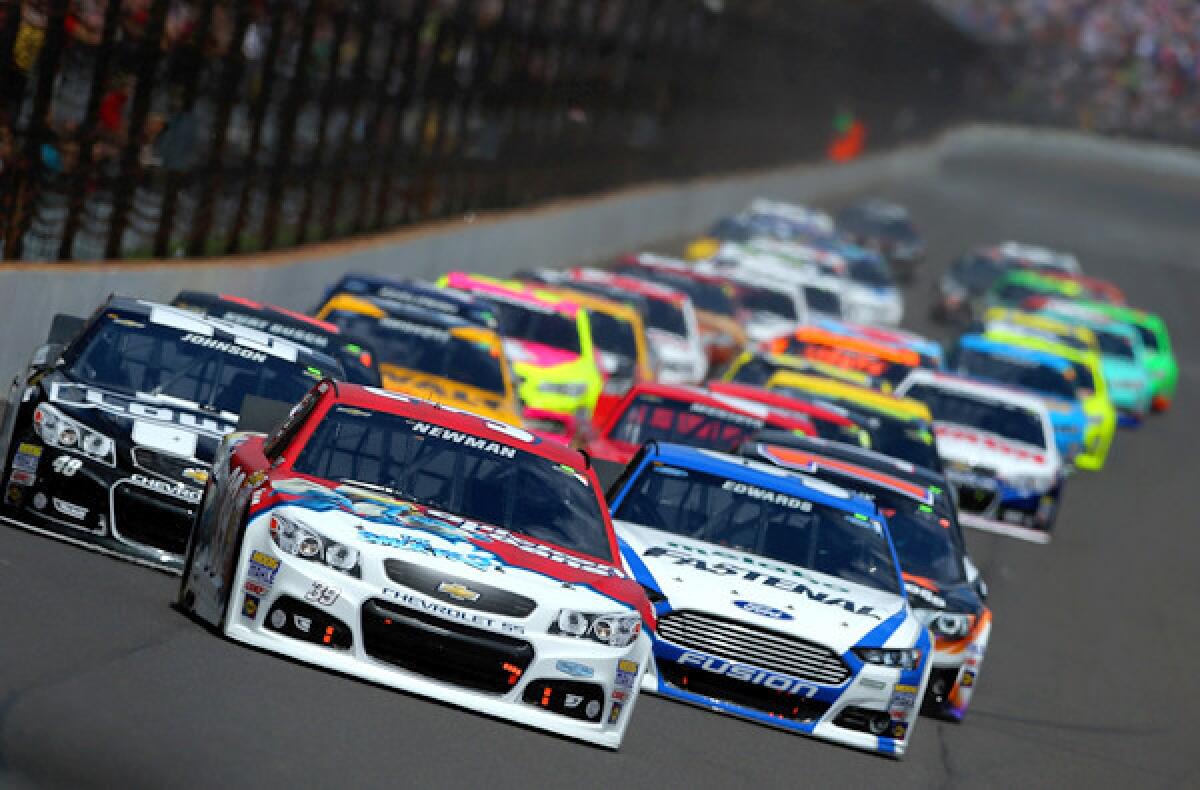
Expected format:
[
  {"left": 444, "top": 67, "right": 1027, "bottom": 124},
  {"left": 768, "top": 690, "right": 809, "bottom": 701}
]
[
  {"left": 643, "top": 628, "right": 929, "bottom": 758},
  {"left": 946, "top": 466, "right": 1061, "bottom": 535},
  {"left": 1075, "top": 409, "right": 1116, "bottom": 471},
  {"left": 4, "top": 440, "right": 201, "bottom": 571},
  {"left": 224, "top": 537, "right": 649, "bottom": 749}
]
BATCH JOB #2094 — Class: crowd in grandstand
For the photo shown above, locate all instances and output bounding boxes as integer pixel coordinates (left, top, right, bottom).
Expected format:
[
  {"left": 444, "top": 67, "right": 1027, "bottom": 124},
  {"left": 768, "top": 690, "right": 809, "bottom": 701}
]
[{"left": 939, "top": 0, "right": 1200, "bottom": 142}]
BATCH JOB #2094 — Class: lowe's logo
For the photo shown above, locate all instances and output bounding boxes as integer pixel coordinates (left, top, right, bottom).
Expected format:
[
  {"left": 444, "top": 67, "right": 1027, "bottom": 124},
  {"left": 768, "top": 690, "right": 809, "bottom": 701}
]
[
  {"left": 677, "top": 652, "right": 819, "bottom": 697},
  {"left": 733, "top": 600, "right": 793, "bottom": 620}
]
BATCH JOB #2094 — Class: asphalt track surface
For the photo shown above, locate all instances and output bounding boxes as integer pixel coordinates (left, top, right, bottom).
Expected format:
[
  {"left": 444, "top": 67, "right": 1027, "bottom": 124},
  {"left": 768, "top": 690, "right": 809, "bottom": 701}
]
[{"left": 3, "top": 136, "right": 1199, "bottom": 789}]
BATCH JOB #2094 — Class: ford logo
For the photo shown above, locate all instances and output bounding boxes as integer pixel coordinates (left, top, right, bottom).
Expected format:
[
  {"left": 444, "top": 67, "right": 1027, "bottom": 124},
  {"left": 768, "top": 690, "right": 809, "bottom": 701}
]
[
  {"left": 733, "top": 600, "right": 793, "bottom": 620},
  {"left": 555, "top": 660, "right": 595, "bottom": 679}
]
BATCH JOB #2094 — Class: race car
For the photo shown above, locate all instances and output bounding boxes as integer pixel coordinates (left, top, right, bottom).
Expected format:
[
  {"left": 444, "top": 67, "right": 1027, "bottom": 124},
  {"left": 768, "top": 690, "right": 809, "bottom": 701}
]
[
  {"left": 609, "top": 442, "right": 933, "bottom": 757},
  {"left": 1062, "top": 301, "right": 1176, "bottom": 411},
  {"left": 810, "top": 240, "right": 903, "bottom": 327},
  {"left": 315, "top": 274, "right": 500, "bottom": 330},
  {"left": 720, "top": 349, "right": 883, "bottom": 391},
  {"left": 314, "top": 292, "right": 521, "bottom": 426},
  {"left": 178, "top": 382, "right": 653, "bottom": 749},
  {"left": 896, "top": 370, "right": 1066, "bottom": 541},
  {"left": 613, "top": 254, "right": 747, "bottom": 368},
  {"left": 763, "top": 371, "right": 943, "bottom": 475},
  {"left": 704, "top": 380, "right": 869, "bottom": 447},
  {"left": 761, "top": 325, "right": 921, "bottom": 389},
  {"left": 1035, "top": 303, "right": 1153, "bottom": 426},
  {"left": 993, "top": 241, "right": 1081, "bottom": 275},
  {"left": 951, "top": 334, "right": 1088, "bottom": 464},
  {"left": 743, "top": 436, "right": 990, "bottom": 721},
  {"left": 980, "top": 327, "right": 1116, "bottom": 472},
  {"left": 562, "top": 268, "right": 707, "bottom": 385},
  {"left": 835, "top": 199, "right": 926, "bottom": 282},
  {"left": 583, "top": 382, "right": 814, "bottom": 485},
  {"left": 932, "top": 248, "right": 1011, "bottom": 325},
  {"left": 696, "top": 253, "right": 845, "bottom": 342},
  {"left": 172, "top": 291, "right": 382, "bottom": 386},
  {"left": 438, "top": 273, "right": 604, "bottom": 439},
  {"left": 0, "top": 298, "right": 340, "bottom": 570}
]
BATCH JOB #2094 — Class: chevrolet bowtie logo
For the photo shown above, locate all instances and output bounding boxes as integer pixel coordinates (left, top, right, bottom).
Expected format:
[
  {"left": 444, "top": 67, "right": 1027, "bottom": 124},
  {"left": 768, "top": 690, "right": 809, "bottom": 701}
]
[{"left": 437, "top": 582, "right": 480, "bottom": 602}]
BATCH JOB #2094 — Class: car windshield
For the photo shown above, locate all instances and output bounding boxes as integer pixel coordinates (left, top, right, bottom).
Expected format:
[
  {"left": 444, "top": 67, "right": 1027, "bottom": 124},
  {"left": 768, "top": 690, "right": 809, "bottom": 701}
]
[
  {"left": 957, "top": 349, "right": 1076, "bottom": 400},
  {"left": 955, "top": 256, "right": 1004, "bottom": 289},
  {"left": 589, "top": 311, "right": 638, "bottom": 361},
  {"left": 904, "top": 383, "right": 1046, "bottom": 448},
  {"left": 1070, "top": 361, "right": 1096, "bottom": 396},
  {"left": 325, "top": 311, "right": 506, "bottom": 394},
  {"left": 740, "top": 286, "right": 797, "bottom": 321},
  {"left": 65, "top": 310, "right": 331, "bottom": 415},
  {"left": 847, "top": 257, "right": 893, "bottom": 287},
  {"left": 662, "top": 275, "right": 735, "bottom": 317},
  {"left": 994, "top": 282, "right": 1038, "bottom": 306},
  {"left": 488, "top": 300, "right": 581, "bottom": 354},
  {"left": 804, "top": 286, "right": 843, "bottom": 317},
  {"left": 644, "top": 297, "right": 689, "bottom": 337},
  {"left": 615, "top": 464, "right": 901, "bottom": 594},
  {"left": 1134, "top": 324, "right": 1160, "bottom": 352},
  {"left": 609, "top": 395, "right": 763, "bottom": 451},
  {"left": 294, "top": 406, "right": 611, "bottom": 560},
  {"left": 1095, "top": 329, "right": 1135, "bottom": 360},
  {"left": 836, "top": 481, "right": 964, "bottom": 586}
]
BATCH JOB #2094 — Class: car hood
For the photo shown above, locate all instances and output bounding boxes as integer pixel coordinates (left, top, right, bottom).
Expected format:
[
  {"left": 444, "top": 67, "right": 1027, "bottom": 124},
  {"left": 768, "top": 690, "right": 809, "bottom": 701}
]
[
  {"left": 261, "top": 476, "right": 651, "bottom": 621},
  {"left": 616, "top": 521, "right": 914, "bottom": 652},
  {"left": 46, "top": 377, "right": 235, "bottom": 463},
  {"left": 933, "top": 421, "right": 1055, "bottom": 475}
]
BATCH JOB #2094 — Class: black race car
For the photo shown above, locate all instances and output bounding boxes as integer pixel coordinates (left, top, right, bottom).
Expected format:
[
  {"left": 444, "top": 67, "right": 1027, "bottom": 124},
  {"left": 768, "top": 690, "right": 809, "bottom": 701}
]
[
  {"left": 0, "top": 297, "right": 341, "bottom": 570},
  {"left": 835, "top": 199, "right": 925, "bottom": 282},
  {"left": 171, "top": 290, "right": 382, "bottom": 387},
  {"left": 932, "top": 248, "right": 1010, "bottom": 325}
]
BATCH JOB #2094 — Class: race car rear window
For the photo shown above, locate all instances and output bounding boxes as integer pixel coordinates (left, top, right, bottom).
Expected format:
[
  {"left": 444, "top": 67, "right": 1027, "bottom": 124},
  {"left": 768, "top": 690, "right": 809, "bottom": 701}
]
[
  {"left": 64, "top": 311, "right": 334, "bottom": 416},
  {"left": 489, "top": 300, "right": 581, "bottom": 355},
  {"left": 739, "top": 286, "right": 797, "bottom": 321},
  {"left": 803, "top": 286, "right": 842, "bottom": 317},
  {"left": 1095, "top": 329, "right": 1135, "bottom": 360},
  {"left": 616, "top": 465, "right": 900, "bottom": 595},
  {"left": 609, "top": 396, "right": 763, "bottom": 452},
  {"left": 642, "top": 296, "right": 688, "bottom": 338},
  {"left": 588, "top": 311, "right": 638, "bottom": 361},
  {"left": 1134, "top": 324, "right": 1159, "bottom": 352},
  {"left": 294, "top": 407, "right": 611, "bottom": 561},
  {"left": 325, "top": 311, "right": 506, "bottom": 394}
]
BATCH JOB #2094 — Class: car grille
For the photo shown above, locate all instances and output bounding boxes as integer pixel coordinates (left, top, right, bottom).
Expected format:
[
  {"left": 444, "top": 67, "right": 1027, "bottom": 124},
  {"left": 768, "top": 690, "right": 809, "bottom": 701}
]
[
  {"left": 657, "top": 610, "right": 850, "bottom": 686},
  {"left": 955, "top": 485, "right": 997, "bottom": 514},
  {"left": 361, "top": 598, "right": 534, "bottom": 693},
  {"left": 658, "top": 661, "right": 831, "bottom": 722},
  {"left": 111, "top": 482, "right": 195, "bottom": 555},
  {"left": 132, "top": 447, "right": 208, "bottom": 482},
  {"left": 382, "top": 559, "right": 536, "bottom": 617}
]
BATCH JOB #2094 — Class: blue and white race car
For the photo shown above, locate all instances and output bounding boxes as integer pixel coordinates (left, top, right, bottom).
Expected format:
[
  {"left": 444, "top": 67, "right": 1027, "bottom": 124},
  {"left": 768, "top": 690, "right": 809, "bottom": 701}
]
[{"left": 609, "top": 442, "right": 933, "bottom": 757}]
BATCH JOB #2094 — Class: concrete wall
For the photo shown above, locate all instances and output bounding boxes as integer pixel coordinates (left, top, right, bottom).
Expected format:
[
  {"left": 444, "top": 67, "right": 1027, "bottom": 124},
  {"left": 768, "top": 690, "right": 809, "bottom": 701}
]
[{"left": 5, "top": 123, "right": 1192, "bottom": 381}]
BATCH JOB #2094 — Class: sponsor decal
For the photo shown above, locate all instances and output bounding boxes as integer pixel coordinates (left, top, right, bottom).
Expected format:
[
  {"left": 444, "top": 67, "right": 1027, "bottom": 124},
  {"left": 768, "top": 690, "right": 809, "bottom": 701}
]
[
  {"left": 361, "top": 530, "right": 498, "bottom": 572},
  {"left": 888, "top": 683, "right": 918, "bottom": 718},
  {"left": 182, "top": 467, "right": 209, "bottom": 485},
  {"left": 677, "top": 652, "right": 822, "bottom": 696},
  {"left": 643, "top": 546, "right": 880, "bottom": 619},
  {"left": 8, "top": 469, "right": 34, "bottom": 487},
  {"left": 52, "top": 497, "right": 87, "bottom": 520},
  {"left": 216, "top": 312, "right": 330, "bottom": 350},
  {"left": 293, "top": 614, "right": 313, "bottom": 633},
  {"left": 52, "top": 456, "right": 83, "bottom": 477},
  {"left": 555, "top": 660, "right": 595, "bottom": 679},
  {"left": 733, "top": 600, "right": 794, "bottom": 621},
  {"left": 860, "top": 677, "right": 887, "bottom": 690},
  {"left": 657, "top": 541, "right": 850, "bottom": 593},
  {"left": 49, "top": 382, "right": 234, "bottom": 436},
  {"left": 304, "top": 581, "right": 340, "bottom": 607},
  {"left": 383, "top": 589, "right": 525, "bottom": 635},
  {"left": 379, "top": 317, "right": 451, "bottom": 341},
  {"left": 721, "top": 480, "right": 811, "bottom": 510},
  {"left": 689, "top": 402, "right": 764, "bottom": 429},
  {"left": 437, "top": 581, "right": 480, "bottom": 602},
  {"left": 242, "top": 594, "right": 260, "bottom": 619},
  {"left": 615, "top": 667, "right": 638, "bottom": 690},
  {"left": 410, "top": 422, "right": 516, "bottom": 458},
  {"left": 17, "top": 443, "right": 43, "bottom": 457},
  {"left": 247, "top": 550, "right": 281, "bottom": 585},
  {"left": 961, "top": 671, "right": 975, "bottom": 688},
  {"left": 611, "top": 689, "right": 628, "bottom": 701},
  {"left": 244, "top": 580, "right": 268, "bottom": 596},
  {"left": 12, "top": 452, "right": 39, "bottom": 473},
  {"left": 130, "top": 474, "right": 203, "bottom": 504},
  {"left": 608, "top": 701, "right": 624, "bottom": 724},
  {"left": 180, "top": 332, "right": 269, "bottom": 363},
  {"left": 892, "top": 722, "right": 908, "bottom": 739},
  {"left": 934, "top": 423, "right": 1046, "bottom": 464},
  {"left": 904, "top": 583, "right": 947, "bottom": 610}
]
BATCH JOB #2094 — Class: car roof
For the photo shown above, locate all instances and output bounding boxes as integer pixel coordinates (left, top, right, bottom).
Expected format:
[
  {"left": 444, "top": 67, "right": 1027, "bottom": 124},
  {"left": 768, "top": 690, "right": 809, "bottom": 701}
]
[
  {"left": 766, "top": 371, "right": 932, "bottom": 421},
  {"left": 328, "top": 383, "right": 587, "bottom": 469},
  {"left": 902, "top": 369, "right": 1050, "bottom": 412},
  {"left": 957, "top": 333, "right": 1072, "bottom": 371},
  {"left": 747, "top": 429, "right": 948, "bottom": 488},
  {"left": 443, "top": 272, "right": 581, "bottom": 317},
  {"left": 766, "top": 326, "right": 920, "bottom": 367},
  {"left": 320, "top": 293, "right": 481, "bottom": 332},
  {"left": 620, "top": 381, "right": 808, "bottom": 430},
  {"left": 567, "top": 268, "right": 687, "bottom": 304},
  {"left": 325, "top": 275, "right": 499, "bottom": 324},
  {"left": 641, "top": 442, "right": 878, "bottom": 516},
  {"left": 747, "top": 440, "right": 937, "bottom": 506},
  {"left": 706, "top": 380, "right": 857, "bottom": 426},
  {"left": 109, "top": 297, "right": 333, "bottom": 366}
]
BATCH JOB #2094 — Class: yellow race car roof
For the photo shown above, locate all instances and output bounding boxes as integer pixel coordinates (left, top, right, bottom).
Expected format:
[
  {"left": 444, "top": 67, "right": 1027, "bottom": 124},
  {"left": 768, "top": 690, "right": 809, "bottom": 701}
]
[{"left": 765, "top": 371, "right": 931, "bottom": 422}]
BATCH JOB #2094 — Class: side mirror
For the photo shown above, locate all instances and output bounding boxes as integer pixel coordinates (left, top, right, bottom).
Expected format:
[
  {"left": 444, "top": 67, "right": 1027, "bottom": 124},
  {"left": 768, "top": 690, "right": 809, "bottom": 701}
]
[
  {"left": 238, "top": 395, "right": 296, "bottom": 436},
  {"left": 30, "top": 342, "right": 65, "bottom": 370}
]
